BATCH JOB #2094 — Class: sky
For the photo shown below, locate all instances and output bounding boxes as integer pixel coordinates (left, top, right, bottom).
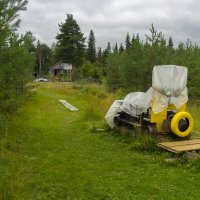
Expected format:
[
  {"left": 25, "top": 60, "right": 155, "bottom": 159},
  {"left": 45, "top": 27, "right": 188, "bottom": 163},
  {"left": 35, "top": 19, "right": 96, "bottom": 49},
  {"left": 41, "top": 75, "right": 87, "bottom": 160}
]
[{"left": 18, "top": 0, "right": 200, "bottom": 49}]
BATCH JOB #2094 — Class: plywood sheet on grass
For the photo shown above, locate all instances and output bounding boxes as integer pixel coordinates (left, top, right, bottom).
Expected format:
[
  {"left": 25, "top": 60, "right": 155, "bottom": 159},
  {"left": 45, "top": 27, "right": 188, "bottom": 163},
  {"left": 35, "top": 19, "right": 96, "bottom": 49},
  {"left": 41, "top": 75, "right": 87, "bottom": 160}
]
[
  {"left": 59, "top": 100, "right": 78, "bottom": 111},
  {"left": 157, "top": 139, "right": 200, "bottom": 154}
]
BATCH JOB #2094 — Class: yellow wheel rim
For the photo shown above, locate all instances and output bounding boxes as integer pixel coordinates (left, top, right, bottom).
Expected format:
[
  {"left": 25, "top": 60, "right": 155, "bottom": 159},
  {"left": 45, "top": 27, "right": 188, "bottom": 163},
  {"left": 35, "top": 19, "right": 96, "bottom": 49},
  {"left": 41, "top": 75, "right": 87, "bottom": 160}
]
[{"left": 171, "top": 112, "right": 193, "bottom": 137}]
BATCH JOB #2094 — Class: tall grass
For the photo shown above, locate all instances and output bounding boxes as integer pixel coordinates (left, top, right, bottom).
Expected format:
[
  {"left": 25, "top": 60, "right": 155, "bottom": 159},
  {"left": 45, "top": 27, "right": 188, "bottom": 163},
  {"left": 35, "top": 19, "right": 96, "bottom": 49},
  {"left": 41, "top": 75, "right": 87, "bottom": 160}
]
[
  {"left": 83, "top": 96, "right": 102, "bottom": 121},
  {"left": 131, "top": 132, "right": 160, "bottom": 153},
  {"left": 187, "top": 101, "right": 200, "bottom": 138},
  {"left": 0, "top": 110, "right": 30, "bottom": 200}
]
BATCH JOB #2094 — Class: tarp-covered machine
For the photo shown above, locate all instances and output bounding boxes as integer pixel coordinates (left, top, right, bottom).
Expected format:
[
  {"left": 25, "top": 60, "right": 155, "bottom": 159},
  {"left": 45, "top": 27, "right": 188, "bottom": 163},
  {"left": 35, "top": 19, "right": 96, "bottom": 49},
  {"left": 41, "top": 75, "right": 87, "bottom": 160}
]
[{"left": 105, "top": 65, "right": 193, "bottom": 138}]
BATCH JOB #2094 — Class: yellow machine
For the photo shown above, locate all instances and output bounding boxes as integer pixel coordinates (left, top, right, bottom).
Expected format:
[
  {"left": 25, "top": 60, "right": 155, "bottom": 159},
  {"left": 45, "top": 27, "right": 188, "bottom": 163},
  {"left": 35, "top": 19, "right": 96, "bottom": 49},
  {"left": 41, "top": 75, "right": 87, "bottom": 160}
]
[
  {"left": 106, "top": 65, "right": 193, "bottom": 138},
  {"left": 151, "top": 103, "right": 193, "bottom": 137}
]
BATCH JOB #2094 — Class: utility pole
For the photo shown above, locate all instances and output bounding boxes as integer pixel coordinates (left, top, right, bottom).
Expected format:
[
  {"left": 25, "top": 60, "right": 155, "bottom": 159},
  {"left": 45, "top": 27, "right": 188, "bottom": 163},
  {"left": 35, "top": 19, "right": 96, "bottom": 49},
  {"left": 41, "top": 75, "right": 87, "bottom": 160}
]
[{"left": 37, "top": 40, "right": 42, "bottom": 76}]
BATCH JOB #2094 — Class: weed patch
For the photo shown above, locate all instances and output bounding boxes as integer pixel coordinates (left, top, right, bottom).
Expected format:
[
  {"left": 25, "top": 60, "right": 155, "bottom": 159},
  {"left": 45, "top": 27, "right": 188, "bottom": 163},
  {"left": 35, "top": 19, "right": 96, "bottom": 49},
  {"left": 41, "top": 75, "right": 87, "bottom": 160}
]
[
  {"left": 82, "top": 96, "right": 102, "bottom": 121},
  {"left": 131, "top": 134, "right": 159, "bottom": 153}
]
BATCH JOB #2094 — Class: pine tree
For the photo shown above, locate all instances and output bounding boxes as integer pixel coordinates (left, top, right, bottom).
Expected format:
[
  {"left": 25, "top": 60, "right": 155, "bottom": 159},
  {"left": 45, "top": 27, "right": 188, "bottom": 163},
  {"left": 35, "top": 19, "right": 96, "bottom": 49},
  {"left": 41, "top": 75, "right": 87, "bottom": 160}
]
[
  {"left": 0, "top": 0, "right": 28, "bottom": 47},
  {"left": 100, "top": 42, "right": 112, "bottom": 64},
  {"left": 119, "top": 43, "right": 125, "bottom": 53},
  {"left": 56, "top": 14, "right": 86, "bottom": 67},
  {"left": 106, "top": 42, "right": 111, "bottom": 53},
  {"left": 22, "top": 31, "right": 36, "bottom": 53},
  {"left": 36, "top": 41, "right": 52, "bottom": 75},
  {"left": 125, "top": 33, "right": 131, "bottom": 50},
  {"left": 113, "top": 43, "right": 118, "bottom": 53},
  {"left": 145, "top": 24, "right": 164, "bottom": 45},
  {"left": 131, "top": 34, "right": 135, "bottom": 46},
  {"left": 0, "top": 0, "right": 35, "bottom": 114},
  {"left": 37, "top": 40, "right": 42, "bottom": 76},
  {"left": 168, "top": 37, "right": 174, "bottom": 49},
  {"left": 97, "top": 47, "right": 102, "bottom": 61},
  {"left": 86, "top": 30, "right": 96, "bottom": 63}
]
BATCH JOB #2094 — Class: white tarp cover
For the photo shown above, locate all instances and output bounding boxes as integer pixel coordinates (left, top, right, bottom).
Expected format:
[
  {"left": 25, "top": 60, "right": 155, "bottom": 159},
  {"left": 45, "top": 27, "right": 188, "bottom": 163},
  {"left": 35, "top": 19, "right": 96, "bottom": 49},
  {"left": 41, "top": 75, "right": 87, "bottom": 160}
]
[
  {"left": 105, "top": 100, "right": 123, "bottom": 128},
  {"left": 121, "top": 87, "right": 153, "bottom": 116},
  {"left": 105, "top": 65, "right": 188, "bottom": 128},
  {"left": 105, "top": 88, "right": 152, "bottom": 128},
  {"left": 152, "top": 65, "right": 188, "bottom": 113}
]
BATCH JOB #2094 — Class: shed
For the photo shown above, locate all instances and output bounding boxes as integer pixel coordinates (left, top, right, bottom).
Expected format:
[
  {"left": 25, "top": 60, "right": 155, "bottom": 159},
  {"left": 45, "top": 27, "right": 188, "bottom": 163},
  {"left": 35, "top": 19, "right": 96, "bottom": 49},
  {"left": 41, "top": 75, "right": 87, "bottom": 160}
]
[{"left": 50, "top": 62, "right": 72, "bottom": 76}]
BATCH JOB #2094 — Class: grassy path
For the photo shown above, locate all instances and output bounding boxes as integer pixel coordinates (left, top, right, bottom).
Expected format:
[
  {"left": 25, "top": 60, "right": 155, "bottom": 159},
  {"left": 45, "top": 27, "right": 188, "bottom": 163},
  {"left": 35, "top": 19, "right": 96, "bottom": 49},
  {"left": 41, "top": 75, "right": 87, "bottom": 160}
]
[{"left": 1, "top": 83, "right": 200, "bottom": 200}]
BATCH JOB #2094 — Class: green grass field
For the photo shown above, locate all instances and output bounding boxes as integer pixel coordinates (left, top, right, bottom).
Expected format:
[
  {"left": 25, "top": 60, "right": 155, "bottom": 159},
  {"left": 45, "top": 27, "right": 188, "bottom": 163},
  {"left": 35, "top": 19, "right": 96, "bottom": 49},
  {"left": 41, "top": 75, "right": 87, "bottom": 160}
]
[{"left": 1, "top": 82, "right": 200, "bottom": 200}]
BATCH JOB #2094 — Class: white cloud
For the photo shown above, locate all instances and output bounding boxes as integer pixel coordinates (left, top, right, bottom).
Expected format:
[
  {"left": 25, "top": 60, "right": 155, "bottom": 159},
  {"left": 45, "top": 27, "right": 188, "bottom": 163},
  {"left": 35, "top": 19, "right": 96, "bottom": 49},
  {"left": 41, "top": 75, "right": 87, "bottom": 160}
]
[{"left": 18, "top": 0, "right": 200, "bottom": 48}]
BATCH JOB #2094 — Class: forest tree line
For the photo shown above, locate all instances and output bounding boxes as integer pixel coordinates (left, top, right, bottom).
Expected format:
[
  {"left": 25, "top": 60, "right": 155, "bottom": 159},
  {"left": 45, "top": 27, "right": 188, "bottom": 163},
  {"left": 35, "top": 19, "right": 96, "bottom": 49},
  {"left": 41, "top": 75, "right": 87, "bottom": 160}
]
[
  {"left": 1, "top": 0, "right": 200, "bottom": 117},
  {"left": 35, "top": 14, "right": 200, "bottom": 98}
]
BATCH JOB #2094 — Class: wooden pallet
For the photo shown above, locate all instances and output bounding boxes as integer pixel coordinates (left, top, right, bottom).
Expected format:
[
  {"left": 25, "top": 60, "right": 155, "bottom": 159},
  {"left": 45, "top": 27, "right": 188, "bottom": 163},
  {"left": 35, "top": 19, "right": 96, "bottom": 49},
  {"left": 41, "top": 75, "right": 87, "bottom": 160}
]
[{"left": 157, "top": 139, "right": 200, "bottom": 154}]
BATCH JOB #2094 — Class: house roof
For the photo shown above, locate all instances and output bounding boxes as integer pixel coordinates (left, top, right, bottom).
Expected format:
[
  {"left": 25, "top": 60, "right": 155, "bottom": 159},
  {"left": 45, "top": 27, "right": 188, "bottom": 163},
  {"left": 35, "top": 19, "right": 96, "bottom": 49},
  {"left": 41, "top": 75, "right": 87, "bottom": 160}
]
[{"left": 51, "top": 62, "right": 72, "bottom": 70}]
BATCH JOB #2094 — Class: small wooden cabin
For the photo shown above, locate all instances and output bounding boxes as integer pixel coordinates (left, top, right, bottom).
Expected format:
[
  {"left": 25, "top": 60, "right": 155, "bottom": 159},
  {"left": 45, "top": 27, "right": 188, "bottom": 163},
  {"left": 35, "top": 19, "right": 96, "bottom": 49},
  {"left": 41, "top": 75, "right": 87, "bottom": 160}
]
[{"left": 50, "top": 62, "right": 72, "bottom": 76}]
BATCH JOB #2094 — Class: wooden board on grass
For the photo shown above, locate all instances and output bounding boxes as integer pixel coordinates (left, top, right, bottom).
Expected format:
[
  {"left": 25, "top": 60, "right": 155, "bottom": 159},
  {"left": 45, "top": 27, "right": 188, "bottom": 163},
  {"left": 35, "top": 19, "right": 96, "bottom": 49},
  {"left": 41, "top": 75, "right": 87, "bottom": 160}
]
[
  {"left": 157, "top": 139, "right": 200, "bottom": 154},
  {"left": 59, "top": 100, "right": 79, "bottom": 111}
]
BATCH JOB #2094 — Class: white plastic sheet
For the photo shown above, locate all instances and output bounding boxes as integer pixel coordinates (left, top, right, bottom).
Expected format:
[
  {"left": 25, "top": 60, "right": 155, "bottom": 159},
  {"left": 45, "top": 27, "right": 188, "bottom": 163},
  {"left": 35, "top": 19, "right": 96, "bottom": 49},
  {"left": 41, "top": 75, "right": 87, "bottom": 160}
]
[
  {"left": 152, "top": 65, "right": 187, "bottom": 96},
  {"left": 104, "top": 89, "right": 152, "bottom": 128},
  {"left": 121, "top": 87, "right": 153, "bottom": 116},
  {"left": 152, "top": 65, "right": 188, "bottom": 113},
  {"left": 105, "top": 100, "right": 123, "bottom": 128}
]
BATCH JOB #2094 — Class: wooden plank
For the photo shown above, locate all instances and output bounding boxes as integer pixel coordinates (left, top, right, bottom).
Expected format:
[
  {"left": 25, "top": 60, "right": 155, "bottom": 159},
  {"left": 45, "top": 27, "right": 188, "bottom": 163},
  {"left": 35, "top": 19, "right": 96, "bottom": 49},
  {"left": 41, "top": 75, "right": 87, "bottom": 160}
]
[
  {"left": 172, "top": 144, "right": 200, "bottom": 152},
  {"left": 158, "top": 139, "right": 200, "bottom": 148},
  {"left": 157, "top": 139, "right": 200, "bottom": 154},
  {"left": 59, "top": 100, "right": 79, "bottom": 111},
  {"left": 157, "top": 144, "right": 179, "bottom": 154}
]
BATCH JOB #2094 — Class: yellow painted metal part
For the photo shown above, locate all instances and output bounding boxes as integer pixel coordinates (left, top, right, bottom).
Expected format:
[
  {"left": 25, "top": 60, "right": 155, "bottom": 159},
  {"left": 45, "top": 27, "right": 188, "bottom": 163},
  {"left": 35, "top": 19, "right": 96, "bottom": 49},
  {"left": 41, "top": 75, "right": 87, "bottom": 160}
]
[
  {"left": 150, "top": 109, "right": 166, "bottom": 133},
  {"left": 171, "top": 111, "right": 193, "bottom": 137},
  {"left": 150, "top": 103, "right": 187, "bottom": 133}
]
